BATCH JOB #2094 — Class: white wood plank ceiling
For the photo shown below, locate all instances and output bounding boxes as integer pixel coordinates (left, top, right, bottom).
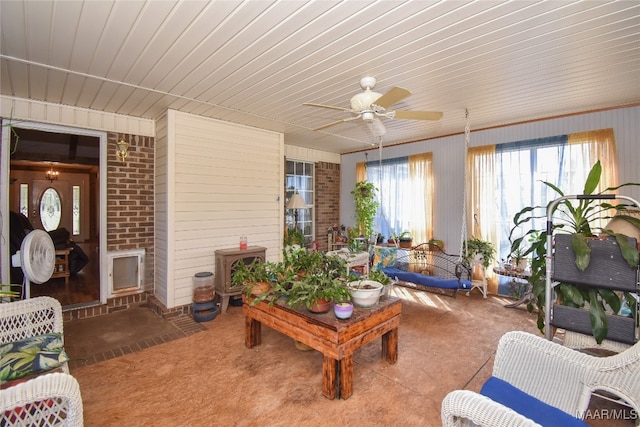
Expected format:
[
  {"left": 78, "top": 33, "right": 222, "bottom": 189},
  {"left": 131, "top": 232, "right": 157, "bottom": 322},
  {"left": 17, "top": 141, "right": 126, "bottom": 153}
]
[{"left": 1, "top": 1, "right": 639, "bottom": 154}]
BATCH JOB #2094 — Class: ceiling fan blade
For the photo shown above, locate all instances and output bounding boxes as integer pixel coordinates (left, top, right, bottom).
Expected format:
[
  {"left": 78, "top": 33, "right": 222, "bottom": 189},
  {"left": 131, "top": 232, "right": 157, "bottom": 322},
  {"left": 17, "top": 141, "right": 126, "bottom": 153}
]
[
  {"left": 394, "top": 110, "right": 443, "bottom": 121},
  {"left": 373, "top": 87, "right": 412, "bottom": 109},
  {"left": 312, "top": 116, "right": 359, "bottom": 131},
  {"left": 303, "top": 102, "right": 352, "bottom": 112}
]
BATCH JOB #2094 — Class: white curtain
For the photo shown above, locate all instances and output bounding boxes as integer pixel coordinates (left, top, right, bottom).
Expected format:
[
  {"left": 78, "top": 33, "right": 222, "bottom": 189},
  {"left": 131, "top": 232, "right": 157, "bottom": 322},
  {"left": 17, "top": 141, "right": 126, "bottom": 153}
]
[
  {"left": 366, "top": 154, "right": 433, "bottom": 244},
  {"left": 468, "top": 128, "right": 618, "bottom": 292}
]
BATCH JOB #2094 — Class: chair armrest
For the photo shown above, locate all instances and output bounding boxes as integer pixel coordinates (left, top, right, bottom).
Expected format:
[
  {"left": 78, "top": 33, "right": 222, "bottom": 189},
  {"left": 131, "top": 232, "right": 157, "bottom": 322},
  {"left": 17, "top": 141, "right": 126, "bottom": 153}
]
[
  {"left": 0, "top": 296, "right": 64, "bottom": 344},
  {"left": 493, "top": 331, "right": 591, "bottom": 413},
  {"left": 441, "top": 390, "right": 542, "bottom": 427},
  {"left": 0, "top": 373, "right": 83, "bottom": 427}
]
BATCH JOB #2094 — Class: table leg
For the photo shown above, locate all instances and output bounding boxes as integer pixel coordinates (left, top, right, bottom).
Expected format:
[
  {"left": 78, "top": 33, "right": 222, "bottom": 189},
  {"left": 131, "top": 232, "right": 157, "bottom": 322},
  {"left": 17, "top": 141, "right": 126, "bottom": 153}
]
[
  {"left": 245, "top": 317, "right": 261, "bottom": 348},
  {"left": 339, "top": 355, "right": 353, "bottom": 399},
  {"left": 382, "top": 328, "right": 398, "bottom": 364},
  {"left": 322, "top": 356, "right": 337, "bottom": 399}
]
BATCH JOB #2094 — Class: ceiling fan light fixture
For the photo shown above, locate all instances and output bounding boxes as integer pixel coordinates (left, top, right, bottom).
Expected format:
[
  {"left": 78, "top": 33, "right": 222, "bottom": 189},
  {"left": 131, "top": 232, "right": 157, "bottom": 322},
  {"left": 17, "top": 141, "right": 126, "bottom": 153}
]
[
  {"left": 362, "top": 111, "right": 375, "bottom": 121},
  {"left": 350, "top": 90, "right": 381, "bottom": 111}
]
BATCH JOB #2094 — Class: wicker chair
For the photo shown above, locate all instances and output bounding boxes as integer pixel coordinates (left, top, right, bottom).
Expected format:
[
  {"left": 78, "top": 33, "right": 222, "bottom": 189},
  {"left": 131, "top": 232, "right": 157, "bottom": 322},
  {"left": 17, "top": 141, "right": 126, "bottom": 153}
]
[
  {"left": 0, "top": 296, "right": 69, "bottom": 375},
  {"left": 0, "top": 372, "right": 83, "bottom": 426},
  {"left": 441, "top": 331, "right": 640, "bottom": 426}
]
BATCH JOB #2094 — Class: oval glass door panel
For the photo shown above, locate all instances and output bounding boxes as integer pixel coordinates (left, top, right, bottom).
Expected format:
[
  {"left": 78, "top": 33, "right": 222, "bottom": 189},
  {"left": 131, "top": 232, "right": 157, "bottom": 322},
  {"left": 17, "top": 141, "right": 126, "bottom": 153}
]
[{"left": 40, "top": 188, "right": 62, "bottom": 231}]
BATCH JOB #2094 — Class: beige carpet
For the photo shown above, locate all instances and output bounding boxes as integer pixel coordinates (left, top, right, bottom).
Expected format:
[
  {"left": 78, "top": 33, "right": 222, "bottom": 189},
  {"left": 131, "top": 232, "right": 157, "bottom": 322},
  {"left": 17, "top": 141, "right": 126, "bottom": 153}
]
[{"left": 68, "top": 288, "right": 634, "bottom": 426}]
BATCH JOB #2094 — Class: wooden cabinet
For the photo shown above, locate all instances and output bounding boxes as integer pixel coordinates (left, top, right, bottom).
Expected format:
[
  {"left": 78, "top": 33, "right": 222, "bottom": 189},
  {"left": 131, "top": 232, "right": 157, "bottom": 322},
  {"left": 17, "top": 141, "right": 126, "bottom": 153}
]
[{"left": 51, "top": 248, "right": 71, "bottom": 291}]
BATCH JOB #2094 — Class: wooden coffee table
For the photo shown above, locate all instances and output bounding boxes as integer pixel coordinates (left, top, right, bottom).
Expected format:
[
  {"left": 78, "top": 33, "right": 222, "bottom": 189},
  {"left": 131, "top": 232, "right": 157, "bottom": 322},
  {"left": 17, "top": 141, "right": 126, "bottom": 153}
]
[{"left": 243, "top": 296, "right": 401, "bottom": 399}]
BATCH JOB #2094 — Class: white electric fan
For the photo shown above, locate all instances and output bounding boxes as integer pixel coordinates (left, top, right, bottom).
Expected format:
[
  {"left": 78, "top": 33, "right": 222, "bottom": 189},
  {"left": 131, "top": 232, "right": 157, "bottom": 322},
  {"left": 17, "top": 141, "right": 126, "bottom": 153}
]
[{"left": 11, "top": 229, "right": 56, "bottom": 299}]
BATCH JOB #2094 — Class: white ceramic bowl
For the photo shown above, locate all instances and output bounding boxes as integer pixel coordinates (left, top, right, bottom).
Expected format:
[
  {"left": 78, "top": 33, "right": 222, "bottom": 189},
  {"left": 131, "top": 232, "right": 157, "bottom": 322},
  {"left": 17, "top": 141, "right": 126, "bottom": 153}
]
[{"left": 347, "top": 280, "right": 384, "bottom": 308}]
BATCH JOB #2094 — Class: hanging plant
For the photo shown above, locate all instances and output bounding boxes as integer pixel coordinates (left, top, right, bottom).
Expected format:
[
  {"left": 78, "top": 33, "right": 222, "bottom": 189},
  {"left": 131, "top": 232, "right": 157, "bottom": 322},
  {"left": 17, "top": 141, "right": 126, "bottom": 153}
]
[
  {"left": 350, "top": 180, "right": 379, "bottom": 244},
  {"left": 462, "top": 236, "right": 496, "bottom": 268}
]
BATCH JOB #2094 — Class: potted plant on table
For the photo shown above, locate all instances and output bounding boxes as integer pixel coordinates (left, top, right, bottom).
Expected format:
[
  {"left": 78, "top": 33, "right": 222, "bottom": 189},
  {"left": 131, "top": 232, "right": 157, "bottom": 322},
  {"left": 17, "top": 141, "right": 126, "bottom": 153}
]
[
  {"left": 507, "top": 241, "right": 529, "bottom": 272},
  {"left": 367, "top": 269, "right": 393, "bottom": 296},
  {"left": 287, "top": 274, "right": 351, "bottom": 313},
  {"left": 284, "top": 251, "right": 350, "bottom": 312},
  {"left": 398, "top": 232, "right": 413, "bottom": 248},
  {"left": 510, "top": 160, "right": 640, "bottom": 343},
  {"left": 387, "top": 231, "right": 413, "bottom": 248},
  {"left": 231, "top": 258, "right": 280, "bottom": 305}
]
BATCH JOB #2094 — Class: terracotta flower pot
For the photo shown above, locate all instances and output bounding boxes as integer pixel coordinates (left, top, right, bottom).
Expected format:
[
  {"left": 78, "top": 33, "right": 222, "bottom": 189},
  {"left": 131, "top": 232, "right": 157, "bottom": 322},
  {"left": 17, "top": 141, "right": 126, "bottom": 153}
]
[
  {"left": 250, "top": 281, "right": 271, "bottom": 296},
  {"left": 308, "top": 298, "right": 331, "bottom": 313}
]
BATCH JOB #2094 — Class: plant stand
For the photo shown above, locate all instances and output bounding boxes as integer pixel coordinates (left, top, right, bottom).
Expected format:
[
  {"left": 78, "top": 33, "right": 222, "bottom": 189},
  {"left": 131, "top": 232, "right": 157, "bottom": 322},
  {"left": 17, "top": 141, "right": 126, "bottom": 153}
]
[
  {"left": 467, "top": 260, "right": 487, "bottom": 298},
  {"left": 545, "top": 195, "right": 640, "bottom": 347}
]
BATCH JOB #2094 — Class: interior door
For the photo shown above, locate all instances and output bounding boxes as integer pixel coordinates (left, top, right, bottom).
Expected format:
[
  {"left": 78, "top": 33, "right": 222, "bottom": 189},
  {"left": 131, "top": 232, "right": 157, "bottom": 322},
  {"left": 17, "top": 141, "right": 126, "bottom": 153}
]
[{"left": 31, "top": 179, "right": 72, "bottom": 233}]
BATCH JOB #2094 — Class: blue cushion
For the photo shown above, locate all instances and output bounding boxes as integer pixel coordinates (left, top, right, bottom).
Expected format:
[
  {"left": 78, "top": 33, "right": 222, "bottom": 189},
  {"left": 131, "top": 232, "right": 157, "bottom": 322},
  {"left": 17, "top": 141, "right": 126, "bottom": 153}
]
[
  {"left": 480, "top": 376, "right": 588, "bottom": 427},
  {"left": 381, "top": 267, "right": 472, "bottom": 290}
]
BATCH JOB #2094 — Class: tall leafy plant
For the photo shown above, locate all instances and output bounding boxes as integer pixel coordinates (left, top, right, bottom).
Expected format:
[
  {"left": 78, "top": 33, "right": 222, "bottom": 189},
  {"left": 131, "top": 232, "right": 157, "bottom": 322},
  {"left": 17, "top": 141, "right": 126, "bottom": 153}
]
[
  {"left": 350, "top": 180, "right": 379, "bottom": 244},
  {"left": 510, "top": 160, "right": 640, "bottom": 343}
]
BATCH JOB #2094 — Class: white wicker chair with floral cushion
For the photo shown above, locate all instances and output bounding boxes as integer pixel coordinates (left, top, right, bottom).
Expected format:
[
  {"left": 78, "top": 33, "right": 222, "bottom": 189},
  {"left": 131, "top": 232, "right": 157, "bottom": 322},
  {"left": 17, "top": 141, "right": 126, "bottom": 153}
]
[
  {"left": 0, "top": 372, "right": 83, "bottom": 426},
  {"left": 1, "top": 296, "right": 70, "bottom": 383},
  {"left": 441, "top": 331, "right": 640, "bottom": 427}
]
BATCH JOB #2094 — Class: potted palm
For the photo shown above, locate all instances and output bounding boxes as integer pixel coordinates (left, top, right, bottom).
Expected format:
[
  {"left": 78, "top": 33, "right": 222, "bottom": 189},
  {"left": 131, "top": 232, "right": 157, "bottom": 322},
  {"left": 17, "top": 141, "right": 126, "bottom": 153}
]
[{"left": 510, "top": 160, "right": 640, "bottom": 343}]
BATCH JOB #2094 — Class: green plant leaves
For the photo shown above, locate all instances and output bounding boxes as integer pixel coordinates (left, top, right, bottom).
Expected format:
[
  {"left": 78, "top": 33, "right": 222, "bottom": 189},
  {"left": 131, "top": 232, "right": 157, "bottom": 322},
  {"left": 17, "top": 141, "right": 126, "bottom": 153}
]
[
  {"left": 557, "top": 283, "right": 585, "bottom": 307},
  {"left": 583, "top": 160, "right": 602, "bottom": 195},
  {"left": 570, "top": 233, "right": 591, "bottom": 271},
  {"left": 588, "top": 289, "right": 608, "bottom": 344},
  {"left": 351, "top": 180, "right": 379, "bottom": 241},
  {"left": 613, "top": 232, "right": 640, "bottom": 268}
]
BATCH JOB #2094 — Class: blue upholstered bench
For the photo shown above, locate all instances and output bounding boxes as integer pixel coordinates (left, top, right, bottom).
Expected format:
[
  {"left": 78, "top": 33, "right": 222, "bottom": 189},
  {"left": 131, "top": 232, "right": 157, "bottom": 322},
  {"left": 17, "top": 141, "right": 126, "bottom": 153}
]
[{"left": 374, "top": 243, "right": 472, "bottom": 297}]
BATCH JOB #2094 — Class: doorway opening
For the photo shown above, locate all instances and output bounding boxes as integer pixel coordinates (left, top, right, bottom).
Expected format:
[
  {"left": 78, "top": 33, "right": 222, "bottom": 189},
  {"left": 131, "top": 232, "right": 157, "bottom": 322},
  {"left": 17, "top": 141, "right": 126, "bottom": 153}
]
[{"left": 5, "top": 125, "right": 105, "bottom": 308}]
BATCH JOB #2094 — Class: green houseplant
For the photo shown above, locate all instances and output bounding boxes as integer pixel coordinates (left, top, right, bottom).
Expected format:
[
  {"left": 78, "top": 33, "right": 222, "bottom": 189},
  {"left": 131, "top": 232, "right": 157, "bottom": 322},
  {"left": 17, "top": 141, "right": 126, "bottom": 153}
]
[
  {"left": 286, "top": 274, "right": 351, "bottom": 312},
  {"left": 388, "top": 231, "right": 412, "bottom": 248},
  {"left": 236, "top": 249, "right": 352, "bottom": 311},
  {"left": 231, "top": 258, "right": 279, "bottom": 305},
  {"left": 510, "top": 160, "right": 640, "bottom": 343},
  {"left": 283, "top": 227, "right": 305, "bottom": 248},
  {"left": 463, "top": 236, "right": 496, "bottom": 268},
  {"left": 349, "top": 180, "right": 379, "bottom": 249},
  {"left": 285, "top": 251, "right": 351, "bottom": 311}
]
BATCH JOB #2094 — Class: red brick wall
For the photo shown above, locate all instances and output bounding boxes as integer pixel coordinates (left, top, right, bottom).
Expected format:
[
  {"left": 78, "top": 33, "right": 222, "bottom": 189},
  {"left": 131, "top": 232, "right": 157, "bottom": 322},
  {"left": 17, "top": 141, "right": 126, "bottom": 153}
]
[
  {"left": 106, "top": 133, "right": 155, "bottom": 291},
  {"left": 315, "top": 162, "right": 341, "bottom": 252}
]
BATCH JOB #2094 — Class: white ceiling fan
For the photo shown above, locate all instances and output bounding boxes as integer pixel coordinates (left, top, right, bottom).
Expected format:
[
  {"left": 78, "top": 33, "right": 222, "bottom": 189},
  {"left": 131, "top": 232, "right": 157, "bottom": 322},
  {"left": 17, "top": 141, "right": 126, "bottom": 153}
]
[{"left": 303, "top": 76, "right": 443, "bottom": 131}]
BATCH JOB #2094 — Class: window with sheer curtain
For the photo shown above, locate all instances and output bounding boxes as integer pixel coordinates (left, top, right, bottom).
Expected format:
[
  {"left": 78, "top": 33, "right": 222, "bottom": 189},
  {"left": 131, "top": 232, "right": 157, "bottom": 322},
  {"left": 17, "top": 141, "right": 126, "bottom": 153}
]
[
  {"left": 467, "top": 128, "right": 618, "bottom": 274},
  {"left": 357, "top": 153, "right": 433, "bottom": 244}
]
